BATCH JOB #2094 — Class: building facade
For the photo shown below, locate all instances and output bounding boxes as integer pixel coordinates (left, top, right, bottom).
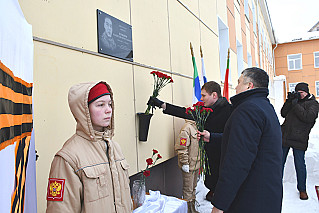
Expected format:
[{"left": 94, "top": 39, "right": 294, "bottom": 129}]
[
  {"left": 17, "top": 0, "right": 275, "bottom": 211},
  {"left": 274, "top": 37, "right": 319, "bottom": 99}
]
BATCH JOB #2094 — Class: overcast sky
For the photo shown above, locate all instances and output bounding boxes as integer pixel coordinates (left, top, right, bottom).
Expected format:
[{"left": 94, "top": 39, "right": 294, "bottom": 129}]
[{"left": 266, "top": 0, "right": 319, "bottom": 43}]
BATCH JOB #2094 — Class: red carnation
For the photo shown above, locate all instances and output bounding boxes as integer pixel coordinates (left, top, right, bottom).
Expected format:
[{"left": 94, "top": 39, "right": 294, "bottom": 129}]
[
  {"left": 145, "top": 71, "right": 174, "bottom": 114},
  {"left": 152, "top": 149, "right": 158, "bottom": 154},
  {"left": 143, "top": 170, "right": 150, "bottom": 177},
  {"left": 157, "top": 154, "right": 162, "bottom": 159},
  {"left": 182, "top": 101, "right": 213, "bottom": 177},
  {"left": 146, "top": 158, "right": 153, "bottom": 165},
  {"left": 205, "top": 108, "right": 213, "bottom": 112}
]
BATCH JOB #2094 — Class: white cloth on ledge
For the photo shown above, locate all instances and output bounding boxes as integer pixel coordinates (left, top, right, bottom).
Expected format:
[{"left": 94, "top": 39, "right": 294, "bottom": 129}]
[{"left": 133, "top": 190, "right": 188, "bottom": 213}]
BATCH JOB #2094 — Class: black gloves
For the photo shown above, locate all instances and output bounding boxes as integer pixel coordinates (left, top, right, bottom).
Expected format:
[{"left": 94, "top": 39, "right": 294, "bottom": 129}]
[
  {"left": 287, "top": 91, "right": 300, "bottom": 105},
  {"left": 287, "top": 92, "right": 295, "bottom": 100},
  {"left": 147, "top": 96, "right": 164, "bottom": 108}
]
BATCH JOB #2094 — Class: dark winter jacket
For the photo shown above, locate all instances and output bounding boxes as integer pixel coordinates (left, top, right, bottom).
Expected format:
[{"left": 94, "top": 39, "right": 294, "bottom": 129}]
[
  {"left": 212, "top": 88, "right": 283, "bottom": 213},
  {"left": 163, "top": 97, "right": 232, "bottom": 191},
  {"left": 281, "top": 94, "right": 319, "bottom": 151}
]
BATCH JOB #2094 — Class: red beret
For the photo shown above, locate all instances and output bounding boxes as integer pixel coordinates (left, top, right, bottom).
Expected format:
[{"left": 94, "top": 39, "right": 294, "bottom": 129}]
[{"left": 88, "top": 82, "right": 110, "bottom": 104}]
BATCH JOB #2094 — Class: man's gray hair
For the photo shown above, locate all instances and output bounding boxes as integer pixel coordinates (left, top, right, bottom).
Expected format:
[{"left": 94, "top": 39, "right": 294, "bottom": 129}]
[{"left": 241, "top": 67, "right": 269, "bottom": 88}]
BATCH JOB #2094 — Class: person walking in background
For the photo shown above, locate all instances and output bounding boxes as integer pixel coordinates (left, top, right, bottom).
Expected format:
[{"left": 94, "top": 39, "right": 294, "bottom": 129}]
[
  {"left": 281, "top": 82, "right": 319, "bottom": 200},
  {"left": 199, "top": 67, "right": 283, "bottom": 213},
  {"left": 175, "top": 119, "right": 200, "bottom": 213},
  {"left": 46, "top": 82, "right": 132, "bottom": 212},
  {"left": 148, "top": 81, "right": 232, "bottom": 201}
]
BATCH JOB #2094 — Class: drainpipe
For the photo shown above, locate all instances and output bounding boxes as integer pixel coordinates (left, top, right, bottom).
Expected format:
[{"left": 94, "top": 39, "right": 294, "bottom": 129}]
[{"left": 272, "top": 42, "right": 278, "bottom": 77}]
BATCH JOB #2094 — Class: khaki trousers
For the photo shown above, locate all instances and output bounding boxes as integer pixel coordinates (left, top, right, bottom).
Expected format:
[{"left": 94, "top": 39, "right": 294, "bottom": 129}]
[{"left": 182, "top": 169, "right": 199, "bottom": 201}]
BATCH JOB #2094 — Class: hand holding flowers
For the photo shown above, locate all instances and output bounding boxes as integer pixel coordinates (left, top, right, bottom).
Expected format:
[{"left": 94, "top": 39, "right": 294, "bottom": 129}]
[
  {"left": 145, "top": 71, "right": 173, "bottom": 114},
  {"left": 186, "top": 102, "right": 213, "bottom": 175}
]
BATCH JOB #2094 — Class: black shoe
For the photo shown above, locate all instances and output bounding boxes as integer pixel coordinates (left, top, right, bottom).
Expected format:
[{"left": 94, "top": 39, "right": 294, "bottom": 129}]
[{"left": 205, "top": 190, "right": 214, "bottom": 201}]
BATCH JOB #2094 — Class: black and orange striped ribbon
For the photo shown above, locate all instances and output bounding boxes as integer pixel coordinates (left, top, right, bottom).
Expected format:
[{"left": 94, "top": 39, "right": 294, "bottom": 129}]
[
  {"left": 0, "top": 61, "right": 33, "bottom": 213},
  {"left": 0, "top": 61, "right": 33, "bottom": 151},
  {"left": 11, "top": 136, "right": 31, "bottom": 213}
]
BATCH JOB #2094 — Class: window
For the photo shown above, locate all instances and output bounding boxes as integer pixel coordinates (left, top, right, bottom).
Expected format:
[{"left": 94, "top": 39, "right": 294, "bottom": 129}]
[
  {"left": 247, "top": 52, "right": 252, "bottom": 67},
  {"left": 289, "top": 82, "right": 299, "bottom": 92},
  {"left": 287, "top": 54, "right": 302, "bottom": 70},
  {"left": 218, "top": 17, "right": 231, "bottom": 84},
  {"left": 316, "top": 81, "right": 319, "bottom": 97},
  {"left": 244, "top": 0, "right": 250, "bottom": 21},
  {"left": 314, "top": 52, "right": 319, "bottom": 68},
  {"left": 237, "top": 41, "right": 244, "bottom": 77},
  {"left": 252, "top": 3, "right": 257, "bottom": 33}
]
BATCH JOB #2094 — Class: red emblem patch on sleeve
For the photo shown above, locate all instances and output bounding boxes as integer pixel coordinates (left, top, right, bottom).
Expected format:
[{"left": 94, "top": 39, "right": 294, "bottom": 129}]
[
  {"left": 180, "top": 138, "right": 187, "bottom": 146},
  {"left": 46, "top": 178, "right": 65, "bottom": 201}
]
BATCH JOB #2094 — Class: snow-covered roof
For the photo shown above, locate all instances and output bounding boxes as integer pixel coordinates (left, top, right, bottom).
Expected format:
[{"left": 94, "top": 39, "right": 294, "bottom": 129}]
[{"left": 278, "top": 31, "right": 319, "bottom": 44}]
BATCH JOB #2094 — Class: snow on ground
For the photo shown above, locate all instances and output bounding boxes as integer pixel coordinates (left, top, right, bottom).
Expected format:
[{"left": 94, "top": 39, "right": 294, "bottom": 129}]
[{"left": 195, "top": 123, "right": 319, "bottom": 213}]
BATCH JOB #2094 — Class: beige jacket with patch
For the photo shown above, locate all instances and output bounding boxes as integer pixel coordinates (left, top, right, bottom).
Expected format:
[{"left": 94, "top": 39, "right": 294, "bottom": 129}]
[
  {"left": 46, "top": 82, "right": 132, "bottom": 213},
  {"left": 175, "top": 120, "right": 200, "bottom": 171}
]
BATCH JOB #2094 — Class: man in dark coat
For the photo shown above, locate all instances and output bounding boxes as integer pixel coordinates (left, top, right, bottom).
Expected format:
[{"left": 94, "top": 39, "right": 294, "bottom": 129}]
[
  {"left": 199, "top": 67, "right": 283, "bottom": 213},
  {"left": 148, "top": 81, "right": 232, "bottom": 201},
  {"left": 281, "top": 82, "right": 319, "bottom": 200}
]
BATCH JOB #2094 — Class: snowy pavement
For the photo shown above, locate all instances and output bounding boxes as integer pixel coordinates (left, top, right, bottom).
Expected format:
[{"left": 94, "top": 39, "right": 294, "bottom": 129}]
[{"left": 195, "top": 123, "right": 319, "bottom": 213}]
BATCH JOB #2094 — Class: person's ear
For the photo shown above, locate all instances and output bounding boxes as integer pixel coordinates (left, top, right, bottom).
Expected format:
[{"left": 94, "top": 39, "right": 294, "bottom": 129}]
[{"left": 247, "top": 82, "right": 254, "bottom": 89}]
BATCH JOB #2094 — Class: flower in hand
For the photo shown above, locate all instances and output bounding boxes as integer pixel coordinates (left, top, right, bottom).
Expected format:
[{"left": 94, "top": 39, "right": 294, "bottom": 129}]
[{"left": 145, "top": 71, "right": 173, "bottom": 114}]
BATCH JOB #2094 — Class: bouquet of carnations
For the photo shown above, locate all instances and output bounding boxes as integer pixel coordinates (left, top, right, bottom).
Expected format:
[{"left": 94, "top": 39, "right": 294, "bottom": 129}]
[
  {"left": 186, "top": 102, "right": 213, "bottom": 175},
  {"left": 145, "top": 71, "right": 173, "bottom": 114}
]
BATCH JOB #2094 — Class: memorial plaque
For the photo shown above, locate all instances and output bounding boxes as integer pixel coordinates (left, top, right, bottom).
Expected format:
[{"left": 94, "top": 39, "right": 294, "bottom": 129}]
[{"left": 97, "top": 9, "right": 133, "bottom": 61}]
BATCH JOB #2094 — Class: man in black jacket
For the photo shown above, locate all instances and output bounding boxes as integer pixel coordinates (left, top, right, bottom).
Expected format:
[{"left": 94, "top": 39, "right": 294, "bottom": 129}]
[
  {"left": 148, "top": 81, "right": 232, "bottom": 202},
  {"left": 281, "top": 82, "right": 319, "bottom": 200},
  {"left": 199, "top": 67, "right": 283, "bottom": 213}
]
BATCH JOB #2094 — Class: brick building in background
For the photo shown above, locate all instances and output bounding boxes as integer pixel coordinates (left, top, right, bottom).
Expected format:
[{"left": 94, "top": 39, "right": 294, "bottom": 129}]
[{"left": 274, "top": 32, "right": 319, "bottom": 99}]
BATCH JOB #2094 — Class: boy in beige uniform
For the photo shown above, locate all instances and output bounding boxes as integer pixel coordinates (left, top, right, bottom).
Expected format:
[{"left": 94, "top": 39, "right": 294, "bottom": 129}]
[
  {"left": 175, "top": 120, "right": 200, "bottom": 213},
  {"left": 46, "top": 82, "right": 132, "bottom": 213}
]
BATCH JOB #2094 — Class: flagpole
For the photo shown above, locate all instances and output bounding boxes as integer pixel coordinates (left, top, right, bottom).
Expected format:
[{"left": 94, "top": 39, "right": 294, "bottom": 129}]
[
  {"left": 200, "top": 46, "right": 207, "bottom": 85},
  {"left": 200, "top": 46, "right": 203, "bottom": 58},
  {"left": 223, "top": 48, "right": 230, "bottom": 101},
  {"left": 190, "top": 42, "right": 194, "bottom": 57}
]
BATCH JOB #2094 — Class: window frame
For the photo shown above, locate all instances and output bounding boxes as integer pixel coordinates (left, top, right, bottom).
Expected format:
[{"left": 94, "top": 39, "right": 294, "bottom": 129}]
[
  {"left": 287, "top": 53, "right": 302, "bottom": 71},
  {"left": 316, "top": 81, "right": 319, "bottom": 97},
  {"left": 289, "top": 82, "right": 299, "bottom": 92},
  {"left": 314, "top": 51, "right": 319, "bottom": 68}
]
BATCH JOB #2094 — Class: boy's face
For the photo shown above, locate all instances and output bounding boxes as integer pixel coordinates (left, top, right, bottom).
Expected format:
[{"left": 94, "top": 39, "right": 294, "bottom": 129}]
[
  {"left": 201, "top": 89, "right": 217, "bottom": 107},
  {"left": 89, "top": 95, "right": 112, "bottom": 131}
]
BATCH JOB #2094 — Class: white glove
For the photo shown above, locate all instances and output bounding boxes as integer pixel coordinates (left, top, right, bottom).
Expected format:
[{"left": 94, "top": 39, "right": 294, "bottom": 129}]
[{"left": 182, "top": 165, "right": 190, "bottom": 173}]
